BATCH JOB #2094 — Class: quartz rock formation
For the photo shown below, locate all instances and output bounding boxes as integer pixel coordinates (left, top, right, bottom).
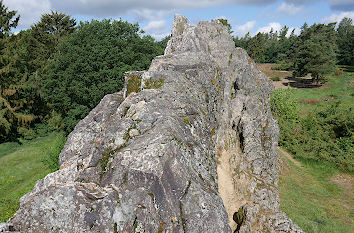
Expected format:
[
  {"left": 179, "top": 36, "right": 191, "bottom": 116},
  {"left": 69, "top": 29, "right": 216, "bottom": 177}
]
[{"left": 4, "top": 15, "right": 303, "bottom": 233}]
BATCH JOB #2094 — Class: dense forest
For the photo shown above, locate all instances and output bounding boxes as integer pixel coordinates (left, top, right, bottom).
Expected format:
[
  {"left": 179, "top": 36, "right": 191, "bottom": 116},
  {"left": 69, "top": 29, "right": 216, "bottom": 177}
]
[{"left": 0, "top": 0, "right": 353, "bottom": 152}]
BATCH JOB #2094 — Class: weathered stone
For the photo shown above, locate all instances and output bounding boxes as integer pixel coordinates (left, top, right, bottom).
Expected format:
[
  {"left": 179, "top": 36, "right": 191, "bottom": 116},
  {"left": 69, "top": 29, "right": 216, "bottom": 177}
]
[
  {"left": 129, "top": 129, "right": 139, "bottom": 138},
  {"left": 4, "top": 15, "right": 302, "bottom": 232},
  {"left": 0, "top": 223, "right": 19, "bottom": 233}
]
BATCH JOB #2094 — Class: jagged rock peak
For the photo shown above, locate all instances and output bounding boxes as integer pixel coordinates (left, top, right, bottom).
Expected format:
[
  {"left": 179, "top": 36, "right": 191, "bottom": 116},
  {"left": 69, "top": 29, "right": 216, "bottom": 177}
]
[{"left": 4, "top": 15, "right": 302, "bottom": 233}]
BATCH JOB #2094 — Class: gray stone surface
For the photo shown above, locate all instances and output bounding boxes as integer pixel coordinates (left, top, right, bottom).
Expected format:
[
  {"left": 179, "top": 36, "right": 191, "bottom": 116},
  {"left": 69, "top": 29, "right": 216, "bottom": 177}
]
[{"left": 4, "top": 15, "right": 302, "bottom": 232}]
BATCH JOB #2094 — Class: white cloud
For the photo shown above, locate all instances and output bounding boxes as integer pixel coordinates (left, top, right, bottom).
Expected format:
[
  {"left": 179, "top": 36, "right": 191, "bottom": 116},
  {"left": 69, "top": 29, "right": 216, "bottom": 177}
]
[
  {"left": 3, "top": 0, "right": 51, "bottom": 29},
  {"left": 233, "top": 21, "right": 256, "bottom": 37},
  {"left": 276, "top": 2, "right": 303, "bottom": 15},
  {"left": 130, "top": 9, "right": 171, "bottom": 22},
  {"left": 142, "top": 20, "right": 170, "bottom": 41},
  {"left": 216, "top": 15, "right": 227, "bottom": 20},
  {"left": 143, "top": 20, "right": 167, "bottom": 32},
  {"left": 256, "top": 22, "right": 282, "bottom": 34},
  {"left": 321, "top": 11, "right": 354, "bottom": 24},
  {"left": 149, "top": 32, "right": 171, "bottom": 41}
]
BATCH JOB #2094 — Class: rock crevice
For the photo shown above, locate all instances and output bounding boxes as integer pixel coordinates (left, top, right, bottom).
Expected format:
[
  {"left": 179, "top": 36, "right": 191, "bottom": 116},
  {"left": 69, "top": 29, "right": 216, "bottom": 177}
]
[{"left": 4, "top": 15, "right": 302, "bottom": 233}]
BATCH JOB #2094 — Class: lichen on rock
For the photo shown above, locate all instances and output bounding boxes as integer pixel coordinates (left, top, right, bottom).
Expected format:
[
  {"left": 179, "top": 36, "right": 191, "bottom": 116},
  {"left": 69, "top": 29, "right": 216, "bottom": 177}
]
[{"left": 3, "top": 14, "right": 302, "bottom": 233}]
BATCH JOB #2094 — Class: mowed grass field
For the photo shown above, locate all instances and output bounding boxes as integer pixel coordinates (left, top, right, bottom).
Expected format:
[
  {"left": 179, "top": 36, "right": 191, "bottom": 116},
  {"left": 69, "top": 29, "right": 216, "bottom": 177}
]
[{"left": 0, "top": 132, "right": 66, "bottom": 222}]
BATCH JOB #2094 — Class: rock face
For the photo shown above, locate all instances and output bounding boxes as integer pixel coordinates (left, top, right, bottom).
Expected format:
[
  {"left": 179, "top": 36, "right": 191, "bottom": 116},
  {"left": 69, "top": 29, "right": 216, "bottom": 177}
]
[{"left": 5, "top": 15, "right": 302, "bottom": 232}]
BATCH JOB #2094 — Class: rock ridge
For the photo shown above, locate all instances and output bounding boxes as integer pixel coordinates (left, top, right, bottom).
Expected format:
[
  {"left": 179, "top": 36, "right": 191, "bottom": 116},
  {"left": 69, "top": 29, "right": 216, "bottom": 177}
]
[{"left": 3, "top": 15, "right": 302, "bottom": 233}]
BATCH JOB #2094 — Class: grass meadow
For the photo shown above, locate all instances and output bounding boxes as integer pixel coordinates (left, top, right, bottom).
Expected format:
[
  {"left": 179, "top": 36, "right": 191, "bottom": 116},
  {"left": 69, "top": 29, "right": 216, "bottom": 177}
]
[{"left": 0, "top": 132, "right": 66, "bottom": 222}]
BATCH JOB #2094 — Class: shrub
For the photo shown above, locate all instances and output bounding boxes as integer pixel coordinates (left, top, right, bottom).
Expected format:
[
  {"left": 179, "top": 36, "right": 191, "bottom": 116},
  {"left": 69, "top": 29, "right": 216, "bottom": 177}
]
[
  {"left": 47, "top": 110, "right": 63, "bottom": 130},
  {"left": 334, "top": 70, "right": 344, "bottom": 76},
  {"left": 271, "top": 91, "right": 353, "bottom": 172},
  {"left": 41, "top": 132, "right": 66, "bottom": 171},
  {"left": 18, "top": 127, "right": 36, "bottom": 140},
  {"left": 271, "top": 76, "right": 280, "bottom": 81},
  {"left": 307, "top": 99, "right": 318, "bottom": 104},
  {"left": 18, "top": 123, "right": 55, "bottom": 141},
  {"left": 271, "top": 89, "right": 299, "bottom": 121}
]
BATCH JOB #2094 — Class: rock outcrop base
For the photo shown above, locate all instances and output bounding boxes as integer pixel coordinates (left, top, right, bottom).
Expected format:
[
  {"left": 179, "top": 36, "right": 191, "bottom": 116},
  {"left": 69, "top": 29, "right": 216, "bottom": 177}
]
[{"left": 3, "top": 15, "right": 303, "bottom": 233}]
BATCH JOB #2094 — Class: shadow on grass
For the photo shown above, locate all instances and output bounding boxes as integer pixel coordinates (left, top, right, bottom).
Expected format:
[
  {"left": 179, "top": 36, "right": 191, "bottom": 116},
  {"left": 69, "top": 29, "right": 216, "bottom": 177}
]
[
  {"left": 282, "top": 76, "right": 323, "bottom": 89},
  {"left": 339, "top": 65, "right": 354, "bottom": 73}
]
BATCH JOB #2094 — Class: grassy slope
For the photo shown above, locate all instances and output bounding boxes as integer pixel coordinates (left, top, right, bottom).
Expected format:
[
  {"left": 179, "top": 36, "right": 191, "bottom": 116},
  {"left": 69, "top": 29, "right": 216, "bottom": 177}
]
[
  {"left": 279, "top": 150, "right": 353, "bottom": 233},
  {"left": 0, "top": 132, "right": 65, "bottom": 222},
  {"left": 272, "top": 67, "right": 353, "bottom": 232}
]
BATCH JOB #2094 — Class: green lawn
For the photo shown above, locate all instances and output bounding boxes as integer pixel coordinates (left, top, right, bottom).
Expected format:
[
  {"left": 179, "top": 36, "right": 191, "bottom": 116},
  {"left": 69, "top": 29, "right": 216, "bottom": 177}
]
[
  {"left": 0, "top": 132, "right": 66, "bottom": 222},
  {"left": 292, "top": 71, "right": 353, "bottom": 114},
  {"left": 279, "top": 150, "right": 353, "bottom": 233}
]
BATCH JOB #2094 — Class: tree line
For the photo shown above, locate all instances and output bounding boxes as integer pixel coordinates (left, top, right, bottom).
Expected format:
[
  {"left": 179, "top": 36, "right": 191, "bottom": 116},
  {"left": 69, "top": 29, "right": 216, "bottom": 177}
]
[{"left": 231, "top": 18, "right": 353, "bottom": 82}]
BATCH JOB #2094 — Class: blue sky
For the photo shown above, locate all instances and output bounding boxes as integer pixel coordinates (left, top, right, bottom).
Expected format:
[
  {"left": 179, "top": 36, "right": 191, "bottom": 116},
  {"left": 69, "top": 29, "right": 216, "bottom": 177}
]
[{"left": 6, "top": 0, "right": 354, "bottom": 40}]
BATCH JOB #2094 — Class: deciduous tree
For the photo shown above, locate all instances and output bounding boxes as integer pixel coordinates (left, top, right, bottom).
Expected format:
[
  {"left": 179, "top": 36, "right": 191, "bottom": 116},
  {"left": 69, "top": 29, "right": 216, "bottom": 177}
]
[{"left": 40, "top": 19, "right": 164, "bottom": 132}]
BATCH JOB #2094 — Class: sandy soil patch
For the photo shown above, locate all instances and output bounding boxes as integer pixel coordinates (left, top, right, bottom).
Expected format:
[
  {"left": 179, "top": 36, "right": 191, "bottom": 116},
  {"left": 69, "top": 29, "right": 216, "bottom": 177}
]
[{"left": 217, "top": 149, "right": 239, "bottom": 231}]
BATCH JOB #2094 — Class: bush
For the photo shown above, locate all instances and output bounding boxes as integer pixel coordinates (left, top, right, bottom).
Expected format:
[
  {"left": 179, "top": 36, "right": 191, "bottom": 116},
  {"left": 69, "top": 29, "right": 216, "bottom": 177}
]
[
  {"left": 17, "top": 127, "right": 36, "bottom": 140},
  {"left": 271, "top": 76, "right": 280, "bottom": 81},
  {"left": 271, "top": 90, "right": 353, "bottom": 172},
  {"left": 270, "top": 89, "right": 299, "bottom": 121},
  {"left": 41, "top": 132, "right": 66, "bottom": 171},
  {"left": 47, "top": 110, "right": 63, "bottom": 130},
  {"left": 18, "top": 123, "right": 55, "bottom": 141},
  {"left": 334, "top": 69, "right": 344, "bottom": 76}
]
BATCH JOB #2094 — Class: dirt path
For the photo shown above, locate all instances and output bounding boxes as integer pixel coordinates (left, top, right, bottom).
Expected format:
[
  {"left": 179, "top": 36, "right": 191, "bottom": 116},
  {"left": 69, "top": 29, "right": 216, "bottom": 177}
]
[
  {"left": 278, "top": 146, "right": 353, "bottom": 202},
  {"left": 277, "top": 147, "right": 302, "bottom": 167},
  {"left": 330, "top": 174, "right": 354, "bottom": 195},
  {"left": 217, "top": 149, "right": 239, "bottom": 231}
]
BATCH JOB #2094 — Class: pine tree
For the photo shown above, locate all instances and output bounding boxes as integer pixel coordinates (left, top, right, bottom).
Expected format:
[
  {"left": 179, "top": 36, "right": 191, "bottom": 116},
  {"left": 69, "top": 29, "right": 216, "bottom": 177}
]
[
  {"left": 247, "top": 32, "right": 266, "bottom": 63},
  {"left": 0, "top": 1, "right": 28, "bottom": 141},
  {"left": 294, "top": 23, "right": 337, "bottom": 83},
  {"left": 0, "top": 10, "right": 76, "bottom": 141},
  {"left": 264, "top": 29, "right": 279, "bottom": 63},
  {"left": 31, "top": 11, "right": 76, "bottom": 57},
  {"left": 234, "top": 32, "right": 251, "bottom": 49},
  {"left": 277, "top": 26, "right": 289, "bottom": 61},
  {"left": 286, "top": 29, "right": 299, "bottom": 69},
  {"left": 0, "top": 32, "right": 37, "bottom": 141},
  {"left": 337, "top": 17, "right": 354, "bottom": 65},
  {"left": 0, "top": 0, "right": 20, "bottom": 39}
]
